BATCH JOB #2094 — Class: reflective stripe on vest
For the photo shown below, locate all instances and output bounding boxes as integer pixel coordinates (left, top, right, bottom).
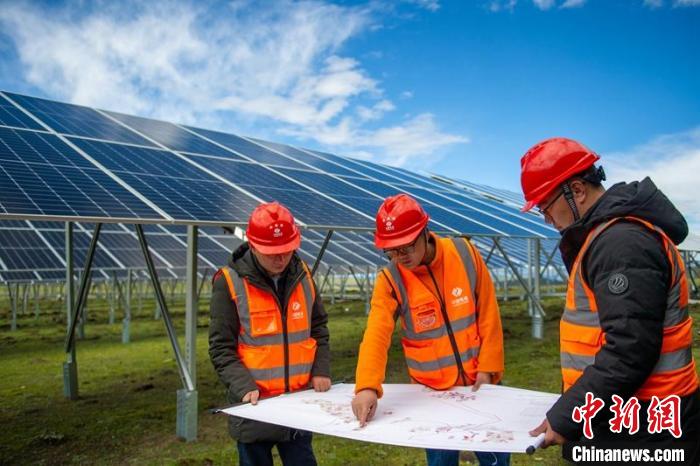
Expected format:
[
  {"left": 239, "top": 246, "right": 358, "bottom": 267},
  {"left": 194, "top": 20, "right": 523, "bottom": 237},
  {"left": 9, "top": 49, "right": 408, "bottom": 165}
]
[
  {"left": 385, "top": 236, "right": 481, "bottom": 390},
  {"left": 221, "top": 263, "right": 316, "bottom": 396},
  {"left": 560, "top": 216, "right": 698, "bottom": 400}
]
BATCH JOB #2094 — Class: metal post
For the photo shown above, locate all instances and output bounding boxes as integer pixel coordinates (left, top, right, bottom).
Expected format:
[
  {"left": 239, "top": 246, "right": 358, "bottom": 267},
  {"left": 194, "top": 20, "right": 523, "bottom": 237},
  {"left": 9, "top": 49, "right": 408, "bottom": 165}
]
[
  {"left": 504, "top": 267, "right": 509, "bottom": 301},
  {"left": 179, "top": 225, "right": 199, "bottom": 441},
  {"left": 330, "top": 273, "right": 336, "bottom": 305},
  {"left": 63, "top": 222, "right": 82, "bottom": 400},
  {"left": 134, "top": 224, "right": 196, "bottom": 441},
  {"left": 339, "top": 275, "right": 348, "bottom": 300},
  {"left": 34, "top": 282, "right": 40, "bottom": 319},
  {"left": 311, "top": 230, "right": 334, "bottom": 277},
  {"left": 22, "top": 283, "right": 30, "bottom": 316},
  {"left": 532, "top": 238, "right": 543, "bottom": 339},
  {"left": 8, "top": 283, "right": 17, "bottom": 331},
  {"left": 122, "top": 269, "right": 132, "bottom": 344},
  {"left": 109, "top": 273, "right": 116, "bottom": 324}
]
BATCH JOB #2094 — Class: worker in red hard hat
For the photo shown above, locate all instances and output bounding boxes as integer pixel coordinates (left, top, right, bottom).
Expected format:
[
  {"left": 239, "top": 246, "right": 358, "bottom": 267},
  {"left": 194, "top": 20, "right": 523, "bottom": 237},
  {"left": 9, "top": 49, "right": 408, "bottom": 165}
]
[
  {"left": 352, "top": 193, "right": 509, "bottom": 466},
  {"left": 209, "top": 201, "right": 331, "bottom": 466},
  {"left": 521, "top": 138, "right": 699, "bottom": 463}
]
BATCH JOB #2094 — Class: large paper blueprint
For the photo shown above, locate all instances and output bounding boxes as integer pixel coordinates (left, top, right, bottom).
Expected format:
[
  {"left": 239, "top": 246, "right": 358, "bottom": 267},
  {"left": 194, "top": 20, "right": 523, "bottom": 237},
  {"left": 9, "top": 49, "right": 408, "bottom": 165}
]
[{"left": 221, "top": 383, "right": 559, "bottom": 453}]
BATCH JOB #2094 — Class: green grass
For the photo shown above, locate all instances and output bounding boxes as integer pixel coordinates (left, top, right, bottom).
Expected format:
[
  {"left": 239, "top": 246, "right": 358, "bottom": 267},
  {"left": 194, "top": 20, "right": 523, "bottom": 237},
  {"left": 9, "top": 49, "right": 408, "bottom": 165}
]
[{"left": 1, "top": 295, "right": 698, "bottom": 465}]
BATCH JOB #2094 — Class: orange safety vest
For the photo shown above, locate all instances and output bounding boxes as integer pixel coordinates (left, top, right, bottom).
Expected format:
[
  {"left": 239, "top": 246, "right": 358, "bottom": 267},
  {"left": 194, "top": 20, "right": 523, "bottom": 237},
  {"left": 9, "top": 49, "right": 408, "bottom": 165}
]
[
  {"left": 221, "top": 264, "right": 317, "bottom": 397},
  {"left": 561, "top": 216, "right": 699, "bottom": 400},
  {"left": 383, "top": 236, "right": 481, "bottom": 390}
]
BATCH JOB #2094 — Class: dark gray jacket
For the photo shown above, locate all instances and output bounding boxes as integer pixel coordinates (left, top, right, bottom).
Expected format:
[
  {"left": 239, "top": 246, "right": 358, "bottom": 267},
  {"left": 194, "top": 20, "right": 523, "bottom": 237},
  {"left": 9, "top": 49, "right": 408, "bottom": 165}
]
[
  {"left": 208, "top": 242, "right": 330, "bottom": 443},
  {"left": 548, "top": 178, "right": 699, "bottom": 454}
]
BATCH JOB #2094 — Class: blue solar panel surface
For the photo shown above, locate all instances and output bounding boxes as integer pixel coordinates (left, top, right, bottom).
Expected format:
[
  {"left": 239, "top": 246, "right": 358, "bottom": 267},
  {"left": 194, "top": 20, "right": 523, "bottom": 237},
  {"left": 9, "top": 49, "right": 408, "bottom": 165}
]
[
  {"left": 0, "top": 98, "right": 44, "bottom": 130},
  {"left": 105, "top": 112, "right": 247, "bottom": 159},
  {"left": 0, "top": 128, "right": 161, "bottom": 219},
  {"left": 186, "top": 127, "right": 307, "bottom": 168},
  {"left": 187, "top": 155, "right": 372, "bottom": 228},
  {"left": 69, "top": 138, "right": 260, "bottom": 223},
  {"left": 5, "top": 93, "right": 156, "bottom": 147}
]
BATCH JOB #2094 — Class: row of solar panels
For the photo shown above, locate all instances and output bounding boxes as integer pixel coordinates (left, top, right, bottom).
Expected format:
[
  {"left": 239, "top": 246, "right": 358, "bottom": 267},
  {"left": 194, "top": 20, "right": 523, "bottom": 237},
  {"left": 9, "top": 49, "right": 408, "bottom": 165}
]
[
  {"left": 0, "top": 219, "right": 562, "bottom": 283},
  {"left": 0, "top": 91, "right": 557, "bottom": 240}
]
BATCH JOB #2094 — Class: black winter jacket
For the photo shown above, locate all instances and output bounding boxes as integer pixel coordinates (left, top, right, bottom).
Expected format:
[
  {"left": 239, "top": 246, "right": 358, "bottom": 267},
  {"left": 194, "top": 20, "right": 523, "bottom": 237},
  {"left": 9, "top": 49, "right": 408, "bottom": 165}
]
[
  {"left": 547, "top": 178, "right": 700, "bottom": 457},
  {"left": 208, "top": 242, "right": 330, "bottom": 443}
]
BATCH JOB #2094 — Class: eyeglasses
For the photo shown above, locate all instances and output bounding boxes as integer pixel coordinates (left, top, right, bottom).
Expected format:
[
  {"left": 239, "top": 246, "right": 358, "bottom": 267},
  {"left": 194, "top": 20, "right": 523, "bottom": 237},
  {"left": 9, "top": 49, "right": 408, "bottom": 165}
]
[
  {"left": 383, "top": 234, "right": 424, "bottom": 258},
  {"left": 536, "top": 190, "right": 563, "bottom": 216}
]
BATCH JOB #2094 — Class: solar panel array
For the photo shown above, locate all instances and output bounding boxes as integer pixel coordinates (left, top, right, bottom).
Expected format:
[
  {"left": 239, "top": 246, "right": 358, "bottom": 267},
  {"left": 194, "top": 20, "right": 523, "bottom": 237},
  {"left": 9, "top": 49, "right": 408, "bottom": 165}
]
[{"left": 0, "top": 90, "right": 562, "bottom": 282}]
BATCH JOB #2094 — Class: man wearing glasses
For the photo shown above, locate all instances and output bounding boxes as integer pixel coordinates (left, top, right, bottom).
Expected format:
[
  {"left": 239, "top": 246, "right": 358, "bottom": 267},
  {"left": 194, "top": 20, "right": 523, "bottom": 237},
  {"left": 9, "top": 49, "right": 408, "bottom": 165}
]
[
  {"left": 521, "top": 138, "right": 699, "bottom": 463},
  {"left": 351, "top": 193, "right": 510, "bottom": 466}
]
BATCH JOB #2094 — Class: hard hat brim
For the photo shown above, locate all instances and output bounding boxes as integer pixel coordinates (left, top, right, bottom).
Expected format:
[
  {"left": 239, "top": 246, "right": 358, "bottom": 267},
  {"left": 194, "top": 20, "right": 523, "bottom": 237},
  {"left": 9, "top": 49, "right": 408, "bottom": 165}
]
[
  {"left": 374, "top": 216, "right": 428, "bottom": 249},
  {"left": 248, "top": 234, "right": 301, "bottom": 255}
]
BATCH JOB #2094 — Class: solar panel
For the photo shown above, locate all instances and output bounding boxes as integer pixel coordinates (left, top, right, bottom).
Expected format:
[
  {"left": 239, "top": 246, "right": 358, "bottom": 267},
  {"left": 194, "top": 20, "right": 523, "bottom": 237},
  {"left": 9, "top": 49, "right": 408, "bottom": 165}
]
[
  {"left": 0, "top": 127, "right": 162, "bottom": 220},
  {"left": 0, "top": 228, "right": 63, "bottom": 270},
  {"left": 0, "top": 99, "right": 45, "bottom": 130},
  {"left": 69, "top": 138, "right": 260, "bottom": 223},
  {"left": 4, "top": 93, "right": 156, "bottom": 147},
  {"left": 106, "top": 112, "right": 245, "bottom": 159},
  {"left": 250, "top": 139, "right": 370, "bottom": 178},
  {"left": 185, "top": 127, "right": 308, "bottom": 168},
  {"left": 275, "top": 168, "right": 383, "bottom": 218},
  {"left": 185, "top": 155, "right": 372, "bottom": 228}
]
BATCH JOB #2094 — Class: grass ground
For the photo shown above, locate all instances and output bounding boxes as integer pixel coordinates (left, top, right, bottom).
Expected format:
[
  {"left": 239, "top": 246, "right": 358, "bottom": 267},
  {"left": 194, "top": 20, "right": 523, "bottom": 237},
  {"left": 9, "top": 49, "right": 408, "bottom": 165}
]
[{"left": 1, "top": 294, "right": 698, "bottom": 465}]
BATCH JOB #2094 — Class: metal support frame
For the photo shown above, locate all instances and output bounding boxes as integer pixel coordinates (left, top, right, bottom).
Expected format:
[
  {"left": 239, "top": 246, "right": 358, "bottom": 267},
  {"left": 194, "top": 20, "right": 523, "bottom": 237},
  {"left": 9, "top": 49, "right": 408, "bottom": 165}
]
[
  {"left": 34, "top": 282, "right": 40, "bottom": 319},
  {"left": 531, "top": 238, "right": 543, "bottom": 339},
  {"left": 311, "top": 229, "right": 334, "bottom": 277},
  {"left": 109, "top": 272, "right": 117, "bottom": 324},
  {"left": 134, "top": 224, "right": 196, "bottom": 441},
  {"left": 492, "top": 237, "right": 547, "bottom": 319},
  {"left": 347, "top": 266, "right": 365, "bottom": 295},
  {"left": 7, "top": 282, "right": 17, "bottom": 331},
  {"left": 122, "top": 269, "right": 132, "bottom": 343},
  {"left": 64, "top": 222, "right": 102, "bottom": 399},
  {"left": 180, "top": 225, "right": 199, "bottom": 441}
]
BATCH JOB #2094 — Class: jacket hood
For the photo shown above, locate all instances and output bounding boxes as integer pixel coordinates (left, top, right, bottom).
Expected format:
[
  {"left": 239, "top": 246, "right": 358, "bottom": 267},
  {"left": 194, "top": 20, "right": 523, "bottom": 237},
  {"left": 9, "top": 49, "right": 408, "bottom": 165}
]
[{"left": 559, "top": 177, "right": 688, "bottom": 268}]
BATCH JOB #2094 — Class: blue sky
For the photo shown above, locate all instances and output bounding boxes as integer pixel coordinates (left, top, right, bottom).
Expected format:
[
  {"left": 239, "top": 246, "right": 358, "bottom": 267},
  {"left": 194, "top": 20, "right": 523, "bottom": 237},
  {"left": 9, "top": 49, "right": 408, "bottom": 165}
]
[{"left": 1, "top": 0, "right": 699, "bottom": 224}]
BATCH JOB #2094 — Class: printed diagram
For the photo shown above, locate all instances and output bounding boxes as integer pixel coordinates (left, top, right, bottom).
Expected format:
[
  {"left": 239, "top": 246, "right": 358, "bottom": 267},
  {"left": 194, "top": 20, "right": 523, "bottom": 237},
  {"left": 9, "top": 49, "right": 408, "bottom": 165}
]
[{"left": 223, "top": 383, "right": 559, "bottom": 453}]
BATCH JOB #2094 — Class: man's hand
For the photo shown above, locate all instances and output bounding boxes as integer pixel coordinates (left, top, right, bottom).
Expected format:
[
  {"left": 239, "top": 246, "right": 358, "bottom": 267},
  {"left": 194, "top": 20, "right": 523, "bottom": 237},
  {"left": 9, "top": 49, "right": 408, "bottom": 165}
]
[
  {"left": 471, "top": 372, "right": 492, "bottom": 392},
  {"left": 312, "top": 376, "right": 331, "bottom": 392},
  {"left": 242, "top": 389, "right": 260, "bottom": 405},
  {"left": 351, "top": 389, "right": 378, "bottom": 427},
  {"left": 529, "top": 418, "right": 567, "bottom": 447}
]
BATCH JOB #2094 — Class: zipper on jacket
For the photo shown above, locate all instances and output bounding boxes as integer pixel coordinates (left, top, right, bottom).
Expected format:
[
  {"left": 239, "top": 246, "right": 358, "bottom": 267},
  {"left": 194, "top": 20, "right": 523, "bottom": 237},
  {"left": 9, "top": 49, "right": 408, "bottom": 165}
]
[{"left": 426, "top": 267, "right": 467, "bottom": 386}]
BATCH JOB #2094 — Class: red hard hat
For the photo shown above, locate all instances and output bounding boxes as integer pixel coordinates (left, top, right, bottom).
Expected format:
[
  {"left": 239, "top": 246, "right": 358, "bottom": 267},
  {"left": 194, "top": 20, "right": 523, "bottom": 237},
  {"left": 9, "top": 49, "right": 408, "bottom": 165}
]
[
  {"left": 374, "top": 194, "right": 430, "bottom": 249},
  {"left": 520, "top": 137, "right": 600, "bottom": 212},
  {"left": 246, "top": 201, "right": 301, "bottom": 254}
]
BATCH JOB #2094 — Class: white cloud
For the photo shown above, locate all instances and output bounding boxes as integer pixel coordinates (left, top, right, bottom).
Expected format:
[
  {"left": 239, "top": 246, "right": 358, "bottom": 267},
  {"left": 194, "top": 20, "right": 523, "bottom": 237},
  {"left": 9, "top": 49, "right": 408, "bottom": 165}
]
[
  {"left": 281, "top": 113, "right": 467, "bottom": 168},
  {"left": 561, "top": 0, "right": 586, "bottom": 8},
  {"left": 643, "top": 0, "right": 664, "bottom": 7},
  {"left": 0, "top": 0, "right": 465, "bottom": 167},
  {"left": 403, "top": 0, "right": 441, "bottom": 11},
  {"left": 674, "top": 0, "right": 700, "bottom": 6},
  {"left": 488, "top": 0, "right": 518, "bottom": 12},
  {"left": 532, "top": 0, "right": 556, "bottom": 9},
  {"left": 604, "top": 126, "right": 700, "bottom": 230}
]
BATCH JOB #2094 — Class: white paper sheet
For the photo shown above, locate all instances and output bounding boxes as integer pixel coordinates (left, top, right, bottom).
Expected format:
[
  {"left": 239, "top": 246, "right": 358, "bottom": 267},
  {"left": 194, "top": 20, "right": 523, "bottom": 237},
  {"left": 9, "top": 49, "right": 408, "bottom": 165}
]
[{"left": 221, "top": 383, "right": 559, "bottom": 453}]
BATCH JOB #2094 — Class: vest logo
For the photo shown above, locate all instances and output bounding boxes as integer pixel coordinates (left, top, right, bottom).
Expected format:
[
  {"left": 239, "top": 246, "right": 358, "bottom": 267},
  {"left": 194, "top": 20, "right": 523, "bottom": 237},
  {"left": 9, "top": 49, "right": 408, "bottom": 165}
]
[
  {"left": 291, "top": 301, "right": 304, "bottom": 319},
  {"left": 451, "top": 287, "right": 469, "bottom": 307},
  {"left": 608, "top": 273, "right": 629, "bottom": 295},
  {"left": 417, "top": 312, "right": 436, "bottom": 329}
]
